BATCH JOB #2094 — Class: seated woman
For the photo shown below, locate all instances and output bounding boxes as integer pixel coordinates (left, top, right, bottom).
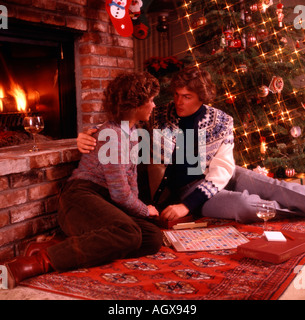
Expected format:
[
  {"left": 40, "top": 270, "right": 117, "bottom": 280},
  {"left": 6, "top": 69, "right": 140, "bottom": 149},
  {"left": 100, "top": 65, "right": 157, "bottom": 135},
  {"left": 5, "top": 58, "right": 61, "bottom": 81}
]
[{"left": 5, "top": 71, "right": 162, "bottom": 289}]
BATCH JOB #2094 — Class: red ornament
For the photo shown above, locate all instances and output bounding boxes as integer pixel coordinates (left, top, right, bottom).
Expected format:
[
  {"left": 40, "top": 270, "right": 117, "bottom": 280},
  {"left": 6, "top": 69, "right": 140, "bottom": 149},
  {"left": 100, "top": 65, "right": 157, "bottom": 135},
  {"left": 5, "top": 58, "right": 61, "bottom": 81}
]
[
  {"left": 192, "top": 16, "right": 207, "bottom": 29},
  {"left": 257, "top": 28, "right": 268, "bottom": 40},
  {"left": 247, "top": 33, "right": 257, "bottom": 45},
  {"left": 229, "top": 39, "right": 242, "bottom": 48},
  {"left": 296, "top": 40, "right": 300, "bottom": 49},
  {"left": 277, "top": 3, "right": 284, "bottom": 9},
  {"left": 258, "top": 85, "right": 269, "bottom": 98},
  {"left": 285, "top": 168, "right": 295, "bottom": 178},
  {"left": 226, "top": 95, "right": 236, "bottom": 104},
  {"left": 224, "top": 29, "right": 234, "bottom": 41},
  {"left": 250, "top": 4, "right": 258, "bottom": 11}
]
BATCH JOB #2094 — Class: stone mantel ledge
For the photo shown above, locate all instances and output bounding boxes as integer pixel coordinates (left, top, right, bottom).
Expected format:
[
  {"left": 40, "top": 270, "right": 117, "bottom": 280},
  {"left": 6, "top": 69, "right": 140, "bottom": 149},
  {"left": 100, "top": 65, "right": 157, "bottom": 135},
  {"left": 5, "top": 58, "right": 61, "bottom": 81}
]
[{"left": 0, "top": 139, "right": 81, "bottom": 176}]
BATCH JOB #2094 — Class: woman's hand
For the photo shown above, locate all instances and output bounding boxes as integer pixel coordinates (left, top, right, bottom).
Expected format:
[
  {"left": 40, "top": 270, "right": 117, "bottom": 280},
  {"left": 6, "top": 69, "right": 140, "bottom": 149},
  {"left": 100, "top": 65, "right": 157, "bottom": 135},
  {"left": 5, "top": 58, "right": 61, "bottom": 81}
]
[
  {"left": 77, "top": 128, "right": 97, "bottom": 153},
  {"left": 147, "top": 205, "right": 159, "bottom": 218},
  {"left": 160, "top": 204, "right": 189, "bottom": 221}
]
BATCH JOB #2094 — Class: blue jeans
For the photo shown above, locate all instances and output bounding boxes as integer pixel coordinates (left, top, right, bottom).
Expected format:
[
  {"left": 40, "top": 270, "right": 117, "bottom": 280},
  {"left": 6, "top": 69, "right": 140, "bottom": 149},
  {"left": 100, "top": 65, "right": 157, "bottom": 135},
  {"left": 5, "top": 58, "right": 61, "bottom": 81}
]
[{"left": 180, "top": 166, "right": 305, "bottom": 224}]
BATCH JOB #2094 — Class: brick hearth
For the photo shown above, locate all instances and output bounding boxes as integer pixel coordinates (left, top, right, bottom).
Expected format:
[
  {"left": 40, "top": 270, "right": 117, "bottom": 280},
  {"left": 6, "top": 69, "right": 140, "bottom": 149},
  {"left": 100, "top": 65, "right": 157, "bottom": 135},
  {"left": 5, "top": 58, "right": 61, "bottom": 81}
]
[
  {"left": 0, "top": 140, "right": 80, "bottom": 261},
  {"left": 0, "top": 0, "right": 135, "bottom": 261}
]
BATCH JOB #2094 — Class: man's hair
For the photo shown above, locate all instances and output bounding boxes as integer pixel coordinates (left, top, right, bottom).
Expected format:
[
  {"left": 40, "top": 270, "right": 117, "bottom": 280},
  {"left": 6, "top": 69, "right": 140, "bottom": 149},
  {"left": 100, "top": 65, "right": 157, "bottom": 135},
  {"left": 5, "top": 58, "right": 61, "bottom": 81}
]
[
  {"left": 103, "top": 71, "right": 160, "bottom": 122},
  {"left": 170, "top": 66, "right": 216, "bottom": 104}
]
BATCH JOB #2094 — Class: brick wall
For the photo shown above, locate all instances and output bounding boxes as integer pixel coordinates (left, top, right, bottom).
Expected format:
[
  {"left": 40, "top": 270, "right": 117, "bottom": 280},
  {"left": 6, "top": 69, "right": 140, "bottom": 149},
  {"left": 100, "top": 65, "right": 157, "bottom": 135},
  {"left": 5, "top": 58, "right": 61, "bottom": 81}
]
[{"left": 0, "top": 0, "right": 135, "bottom": 261}]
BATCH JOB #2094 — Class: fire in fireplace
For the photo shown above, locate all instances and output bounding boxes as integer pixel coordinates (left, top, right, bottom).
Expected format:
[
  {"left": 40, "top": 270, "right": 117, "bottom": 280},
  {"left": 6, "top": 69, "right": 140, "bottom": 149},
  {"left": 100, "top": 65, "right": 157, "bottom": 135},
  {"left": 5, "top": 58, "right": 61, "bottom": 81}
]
[{"left": 0, "top": 20, "right": 79, "bottom": 148}]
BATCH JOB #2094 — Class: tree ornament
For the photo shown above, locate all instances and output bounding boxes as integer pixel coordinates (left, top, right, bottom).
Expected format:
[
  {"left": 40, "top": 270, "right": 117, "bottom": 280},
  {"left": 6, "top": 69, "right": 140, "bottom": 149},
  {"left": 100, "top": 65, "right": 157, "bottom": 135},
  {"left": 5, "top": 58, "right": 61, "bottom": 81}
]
[
  {"left": 258, "top": 85, "right": 269, "bottom": 97},
  {"left": 220, "top": 34, "right": 227, "bottom": 48},
  {"left": 276, "top": 2, "right": 284, "bottom": 27},
  {"left": 256, "top": 28, "right": 268, "bottom": 41},
  {"left": 260, "top": 136, "right": 267, "bottom": 154},
  {"left": 106, "top": 0, "right": 133, "bottom": 37},
  {"left": 280, "top": 37, "right": 288, "bottom": 46},
  {"left": 192, "top": 15, "right": 207, "bottom": 29},
  {"left": 238, "top": 63, "right": 248, "bottom": 72},
  {"left": 226, "top": 94, "right": 236, "bottom": 104},
  {"left": 285, "top": 168, "right": 295, "bottom": 178},
  {"left": 290, "top": 126, "right": 302, "bottom": 138},
  {"left": 224, "top": 28, "right": 234, "bottom": 46},
  {"left": 250, "top": 4, "right": 258, "bottom": 12},
  {"left": 247, "top": 33, "right": 257, "bottom": 46},
  {"left": 229, "top": 38, "right": 242, "bottom": 49},
  {"left": 269, "top": 76, "right": 284, "bottom": 94},
  {"left": 245, "top": 11, "right": 252, "bottom": 23},
  {"left": 261, "top": 0, "right": 273, "bottom": 12},
  {"left": 296, "top": 40, "right": 300, "bottom": 49}
]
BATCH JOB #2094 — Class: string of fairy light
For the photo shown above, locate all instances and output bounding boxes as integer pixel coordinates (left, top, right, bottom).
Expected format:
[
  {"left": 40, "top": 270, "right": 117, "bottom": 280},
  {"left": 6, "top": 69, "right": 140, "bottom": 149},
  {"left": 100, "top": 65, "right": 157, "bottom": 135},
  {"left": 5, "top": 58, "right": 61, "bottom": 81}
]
[{"left": 172, "top": 0, "right": 305, "bottom": 168}]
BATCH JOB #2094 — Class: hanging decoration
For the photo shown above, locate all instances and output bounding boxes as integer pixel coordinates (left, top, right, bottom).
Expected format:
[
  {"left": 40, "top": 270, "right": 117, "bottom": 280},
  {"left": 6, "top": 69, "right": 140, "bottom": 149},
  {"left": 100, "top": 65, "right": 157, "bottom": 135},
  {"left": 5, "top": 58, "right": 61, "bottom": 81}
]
[
  {"left": 224, "top": 27, "right": 234, "bottom": 46},
  {"left": 256, "top": 28, "right": 269, "bottom": 41},
  {"left": 192, "top": 15, "right": 207, "bottom": 29},
  {"left": 247, "top": 33, "right": 257, "bottom": 46},
  {"left": 258, "top": 85, "right": 269, "bottom": 98},
  {"left": 106, "top": 0, "right": 133, "bottom": 37},
  {"left": 276, "top": 1, "right": 284, "bottom": 27},
  {"left": 290, "top": 126, "right": 302, "bottom": 138},
  {"left": 129, "top": 0, "right": 154, "bottom": 40},
  {"left": 261, "top": 0, "right": 273, "bottom": 12},
  {"left": 269, "top": 76, "right": 284, "bottom": 94},
  {"left": 260, "top": 136, "right": 267, "bottom": 154},
  {"left": 220, "top": 33, "right": 227, "bottom": 49}
]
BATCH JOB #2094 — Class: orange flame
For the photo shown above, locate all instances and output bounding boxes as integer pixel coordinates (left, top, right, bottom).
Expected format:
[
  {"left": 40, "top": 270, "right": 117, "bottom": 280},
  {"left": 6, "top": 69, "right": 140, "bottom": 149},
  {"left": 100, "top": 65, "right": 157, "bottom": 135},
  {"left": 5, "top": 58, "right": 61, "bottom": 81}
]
[
  {"left": 0, "top": 86, "right": 4, "bottom": 112},
  {"left": 9, "top": 82, "right": 27, "bottom": 112}
]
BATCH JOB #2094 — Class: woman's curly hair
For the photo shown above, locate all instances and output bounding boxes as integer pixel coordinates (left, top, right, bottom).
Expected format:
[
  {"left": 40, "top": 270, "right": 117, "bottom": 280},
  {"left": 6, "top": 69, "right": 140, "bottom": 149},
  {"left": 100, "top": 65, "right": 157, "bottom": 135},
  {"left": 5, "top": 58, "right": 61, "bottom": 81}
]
[
  {"left": 103, "top": 71, "right": 160, "bottom": 122},
  {"left": 170, "top": 66, "right": 216, "bottom": 104}
]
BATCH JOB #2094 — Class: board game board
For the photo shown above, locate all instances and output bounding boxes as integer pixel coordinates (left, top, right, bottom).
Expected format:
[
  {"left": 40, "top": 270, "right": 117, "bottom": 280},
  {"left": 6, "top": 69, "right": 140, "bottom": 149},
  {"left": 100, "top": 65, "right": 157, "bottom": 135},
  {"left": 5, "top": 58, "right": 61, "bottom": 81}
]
[{"left": 163, "top": 226, "right": 249, "bottom": 252}]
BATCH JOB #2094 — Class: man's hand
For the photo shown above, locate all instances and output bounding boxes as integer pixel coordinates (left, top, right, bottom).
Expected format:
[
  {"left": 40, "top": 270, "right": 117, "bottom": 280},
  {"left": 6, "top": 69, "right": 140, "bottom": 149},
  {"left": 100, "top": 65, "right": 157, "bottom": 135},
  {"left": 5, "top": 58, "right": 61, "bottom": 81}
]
[
  {"left": 147, "top": 205, "right": 159, "bottom": 218},
  {"left": 160, "top": 204, "right": 189, "bottom": 221},
  {"left": 77, "top": 128, "right": 97, "bottom": 153}
]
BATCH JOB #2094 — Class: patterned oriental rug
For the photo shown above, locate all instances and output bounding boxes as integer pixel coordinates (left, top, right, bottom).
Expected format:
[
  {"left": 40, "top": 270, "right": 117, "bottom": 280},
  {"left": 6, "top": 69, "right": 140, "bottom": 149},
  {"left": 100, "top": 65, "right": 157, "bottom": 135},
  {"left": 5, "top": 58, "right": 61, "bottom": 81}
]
[{"left": 21, "top": 217, "right": 305, "bottom": 300}]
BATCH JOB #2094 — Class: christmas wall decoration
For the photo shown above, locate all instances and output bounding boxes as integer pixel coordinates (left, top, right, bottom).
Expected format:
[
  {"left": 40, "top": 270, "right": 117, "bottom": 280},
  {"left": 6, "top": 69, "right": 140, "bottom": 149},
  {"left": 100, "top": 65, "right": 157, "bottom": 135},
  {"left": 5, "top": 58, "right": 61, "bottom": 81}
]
[
  {"left": 106, "top": 0, "right": 133, "bottom": 37},
  {"left": 129, "top": 0, "right": 154, "bottom": 39}
]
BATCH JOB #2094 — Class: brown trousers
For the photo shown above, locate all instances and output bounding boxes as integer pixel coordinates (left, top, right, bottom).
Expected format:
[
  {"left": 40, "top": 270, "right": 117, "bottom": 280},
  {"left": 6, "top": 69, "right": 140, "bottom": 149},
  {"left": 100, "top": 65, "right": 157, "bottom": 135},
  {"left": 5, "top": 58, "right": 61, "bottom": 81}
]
[{"left": 47, "top": 179, "right": 162, "bottom": 272}]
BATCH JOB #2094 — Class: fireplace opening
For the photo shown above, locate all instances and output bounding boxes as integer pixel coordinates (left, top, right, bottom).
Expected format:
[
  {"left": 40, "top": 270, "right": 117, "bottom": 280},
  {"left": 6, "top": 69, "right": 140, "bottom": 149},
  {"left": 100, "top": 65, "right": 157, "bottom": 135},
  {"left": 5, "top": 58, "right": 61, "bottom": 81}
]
[{"left": 0, "top": 20, "right": 79, "bottom": 148}]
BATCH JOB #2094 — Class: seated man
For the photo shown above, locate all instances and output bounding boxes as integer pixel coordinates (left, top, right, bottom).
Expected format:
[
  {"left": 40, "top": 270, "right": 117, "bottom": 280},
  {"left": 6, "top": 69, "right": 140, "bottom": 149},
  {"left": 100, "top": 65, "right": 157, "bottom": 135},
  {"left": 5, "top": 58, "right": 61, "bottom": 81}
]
[{"left": 77, "top": 66, "right": 305, "bottom": 224}]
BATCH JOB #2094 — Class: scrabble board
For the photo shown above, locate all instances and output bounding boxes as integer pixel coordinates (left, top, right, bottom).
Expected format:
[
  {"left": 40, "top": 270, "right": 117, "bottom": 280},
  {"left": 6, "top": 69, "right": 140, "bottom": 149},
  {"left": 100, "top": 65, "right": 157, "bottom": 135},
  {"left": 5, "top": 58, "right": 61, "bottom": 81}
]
[{"left": 163, "top": 226, "right": 249, "bottom": 252}]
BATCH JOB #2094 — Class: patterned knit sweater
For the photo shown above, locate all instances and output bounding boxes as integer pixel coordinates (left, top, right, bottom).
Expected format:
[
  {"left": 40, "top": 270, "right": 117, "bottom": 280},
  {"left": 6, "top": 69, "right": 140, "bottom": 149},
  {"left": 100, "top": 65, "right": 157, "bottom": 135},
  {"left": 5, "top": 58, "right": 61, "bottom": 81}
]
[
  {"left": 69, "top": 121, "right": 149, "bottom": 217},
  {"left": 152, "top": 102, "right": 235, "bottom": 212}
]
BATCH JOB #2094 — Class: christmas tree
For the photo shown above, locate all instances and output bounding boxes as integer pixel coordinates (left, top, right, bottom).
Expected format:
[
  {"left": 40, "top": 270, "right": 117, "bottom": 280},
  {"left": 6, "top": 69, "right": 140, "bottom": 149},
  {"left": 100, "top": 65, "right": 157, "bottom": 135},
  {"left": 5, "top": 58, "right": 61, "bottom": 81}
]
[{"left": 173, "top": 0, "right": 305, "bottom": 177}]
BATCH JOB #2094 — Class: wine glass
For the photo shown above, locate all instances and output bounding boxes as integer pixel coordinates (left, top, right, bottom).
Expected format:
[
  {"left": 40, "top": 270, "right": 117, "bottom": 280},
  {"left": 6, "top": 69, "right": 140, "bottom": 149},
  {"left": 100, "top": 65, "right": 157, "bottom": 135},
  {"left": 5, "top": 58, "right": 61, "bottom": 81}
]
[
  {"left": 256, "top": 201, "right": 276, "bottom": 231},
  {"left": 23, "top": 116, "right": 44, "bottom": 152}
]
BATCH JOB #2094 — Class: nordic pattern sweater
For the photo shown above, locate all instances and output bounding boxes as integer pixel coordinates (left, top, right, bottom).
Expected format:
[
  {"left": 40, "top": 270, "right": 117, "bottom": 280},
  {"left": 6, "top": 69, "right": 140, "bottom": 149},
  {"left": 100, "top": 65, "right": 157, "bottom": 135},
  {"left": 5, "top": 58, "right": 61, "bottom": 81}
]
[{"left": 152, "top": 102, "right": 235, "bottom": 212}]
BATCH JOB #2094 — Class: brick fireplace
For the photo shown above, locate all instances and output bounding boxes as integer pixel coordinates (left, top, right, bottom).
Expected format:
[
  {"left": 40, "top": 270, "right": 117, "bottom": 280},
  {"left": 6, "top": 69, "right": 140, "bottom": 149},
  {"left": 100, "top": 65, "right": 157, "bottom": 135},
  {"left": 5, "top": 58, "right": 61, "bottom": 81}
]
[{"left": 0, "top": 0, "right": 135, "bottom": 262}]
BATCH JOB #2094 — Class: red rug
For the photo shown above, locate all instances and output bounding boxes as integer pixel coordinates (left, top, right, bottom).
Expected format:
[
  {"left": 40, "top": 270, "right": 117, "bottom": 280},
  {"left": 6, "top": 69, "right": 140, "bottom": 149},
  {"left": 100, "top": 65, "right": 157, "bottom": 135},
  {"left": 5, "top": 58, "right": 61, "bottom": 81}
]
[{"left": 21, "top": 217, "right": 305, "bottom": 300}]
